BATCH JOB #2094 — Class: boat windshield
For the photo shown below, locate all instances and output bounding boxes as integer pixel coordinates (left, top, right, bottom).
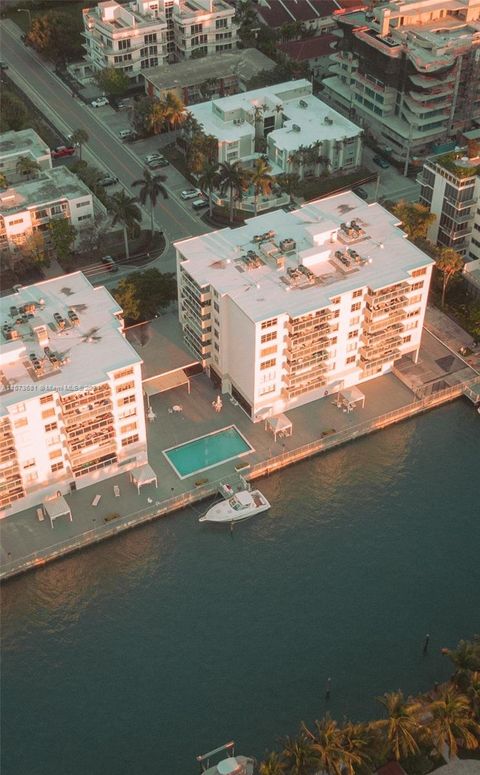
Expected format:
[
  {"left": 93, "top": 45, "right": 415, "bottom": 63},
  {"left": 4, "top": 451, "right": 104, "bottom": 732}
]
[{"left": 228, "top": 496, "right": 245, "bottom": 510}]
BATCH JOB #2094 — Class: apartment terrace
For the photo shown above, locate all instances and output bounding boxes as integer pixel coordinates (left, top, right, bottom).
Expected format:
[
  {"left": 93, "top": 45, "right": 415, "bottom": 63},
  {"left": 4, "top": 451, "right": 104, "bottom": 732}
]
[{"left": 176, "top": 192, "right": 434, "bottom": 324}]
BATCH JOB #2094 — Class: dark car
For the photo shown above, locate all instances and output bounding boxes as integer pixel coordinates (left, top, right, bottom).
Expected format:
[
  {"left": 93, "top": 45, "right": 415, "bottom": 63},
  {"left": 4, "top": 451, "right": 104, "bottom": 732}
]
[
  {"left": 0, "top": 61, "right": 8, "bottom": 71},
  {"left": 51, "top": 145, "right": 76, "bottom": 159},
  {"left": 101, "top": 256, "right": 118, "bottom": 272},
  {"left": 147, "top": 158, "right": 169, "bottom": 169},
  {"left": 372, "top": 155, "right": 390, "bottom": 169},
  {"left": 353, "top": 187, "right": 369, "bottom": 200},
  {"left": 99, "top": 175, "right": 119, "bottom": 187}
]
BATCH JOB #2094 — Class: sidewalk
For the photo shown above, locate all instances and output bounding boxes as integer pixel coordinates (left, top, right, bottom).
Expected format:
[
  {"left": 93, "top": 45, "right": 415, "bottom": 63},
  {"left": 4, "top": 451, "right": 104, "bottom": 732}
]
[{"left": 425, "top": 305, "right": 480, "bottom": 373}]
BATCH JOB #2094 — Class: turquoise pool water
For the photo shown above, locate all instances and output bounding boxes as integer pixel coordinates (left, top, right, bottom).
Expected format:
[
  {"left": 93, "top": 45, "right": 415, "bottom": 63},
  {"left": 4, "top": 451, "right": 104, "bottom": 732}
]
[{"left": 163, "top": 425, "right": 253, "bottom": 478}]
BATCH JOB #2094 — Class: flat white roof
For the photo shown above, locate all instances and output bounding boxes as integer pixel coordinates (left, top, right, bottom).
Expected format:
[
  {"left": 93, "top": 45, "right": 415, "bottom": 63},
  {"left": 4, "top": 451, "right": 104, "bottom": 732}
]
[
  {"left": 188, "top": 79, "right": 361, "bottom": 148},
  {"left": 175, "top": 192, "right": 434, "bottom": 323},
  {"left": 0, "top": 129, "right": 50, "bottom": 161},
  {"left": 0, "top": 272, "right": 142, "bottom": 410}
]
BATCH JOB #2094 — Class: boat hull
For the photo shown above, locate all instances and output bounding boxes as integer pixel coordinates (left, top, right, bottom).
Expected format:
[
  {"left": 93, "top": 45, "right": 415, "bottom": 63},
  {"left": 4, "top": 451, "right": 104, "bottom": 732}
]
[{"left": 199, "top": 490, "right": 270, "bottom": 524}]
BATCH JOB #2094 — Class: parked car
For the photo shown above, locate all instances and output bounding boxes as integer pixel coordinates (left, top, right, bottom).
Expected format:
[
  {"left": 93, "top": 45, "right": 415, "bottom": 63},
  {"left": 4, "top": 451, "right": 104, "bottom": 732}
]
[
  {"left": 119, "top": 129, "right": 134, "bottom": 140},
  {"left": 181, "top": 188, "right": 201, "bottom": 200},
  {"left": 147, "top": 158, "right": 169, "bottom": 169},
  {"left": 192, "top": 197, "right": 208, "bottom": 211},
  {"left": 353, "top": 187, "right": 369, "bottom": 200},
  {"left": 51, "top": 145, "right": 76, "bottom": 159},
  {"left": 91, "top": 96, "right": 109, "bottom": 108},
  {"left": 115, "top": 99, "right": 130, "bottom": 111},
  {"left": 99, "top": 175, "right": 119, "bottom": 187},
  {"left": 372, "top": 155, "right": 390, "bottom": 169},
  {"left": 101, "top": 256, "right": 118, "bottom": 272},
  {"left": 144, "top": 153, "right": 164, "bottom": 163},
  {"left": 0, "top": 61, "right": 8, "bottom": 71}
]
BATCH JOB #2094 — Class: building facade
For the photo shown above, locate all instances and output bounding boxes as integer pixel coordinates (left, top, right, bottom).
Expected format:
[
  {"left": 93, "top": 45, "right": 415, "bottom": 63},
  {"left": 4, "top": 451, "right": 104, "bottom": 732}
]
[
  {"left": 323, "top": 0, "right": 480, "bottom": 164},
  {"left": 82, "top": 0, "right": 237, "bottom": 80},
  {"left": 419, "top": 149, "right": 480, "bottom": 260},
  {"left": 0, "top": 273, "right": 148, "bottom": 517},
  {"left": 0, "top": 168, "right": 95, "bottom": 260},
  {"left": 0, "top": 129, "right": 52, "bottom": 185},
  {"left": 175, "top": 192, "right": 433, "bottom": 420},
  {"left": 186, "top": 79, "right": 363, "bottom": 177}
]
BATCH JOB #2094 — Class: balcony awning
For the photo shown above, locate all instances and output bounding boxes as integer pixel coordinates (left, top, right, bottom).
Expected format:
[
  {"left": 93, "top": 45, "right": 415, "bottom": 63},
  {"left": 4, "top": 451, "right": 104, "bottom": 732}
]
[
  {"left": 42, "top": 495, "right": 72, "bottom": 528},
  {"left": 129, "top": 463, "right": 157, "bottom": 494},
  {"left": 339, "top": 386, "right": 365, "bottom": 409}
]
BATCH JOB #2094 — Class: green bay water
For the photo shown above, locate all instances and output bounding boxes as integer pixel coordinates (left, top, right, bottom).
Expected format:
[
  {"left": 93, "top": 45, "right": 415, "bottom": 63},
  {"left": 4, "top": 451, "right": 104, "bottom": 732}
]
[{"left": 2, "top": 401, "right": 480, "bottom": 775}]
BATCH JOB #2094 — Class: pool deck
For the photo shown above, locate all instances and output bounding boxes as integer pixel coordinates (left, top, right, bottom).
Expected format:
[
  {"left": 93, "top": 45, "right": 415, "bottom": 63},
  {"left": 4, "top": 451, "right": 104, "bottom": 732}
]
[{"left": 1, "top": 323, "right": 478, "bottom": 581}]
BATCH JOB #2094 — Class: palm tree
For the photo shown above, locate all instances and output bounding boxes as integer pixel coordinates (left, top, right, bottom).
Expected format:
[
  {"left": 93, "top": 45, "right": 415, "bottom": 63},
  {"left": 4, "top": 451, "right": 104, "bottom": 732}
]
[
  {"left": 148, "top": 99, "right": 167, "bottom": 135},
  {"left": 445, "top": 637, "right": 480, "bottom": 690},
  {"left": 0, "top": 172, "right": 9, "bottom": 189},
  {"left": 198, "top": 160, "right": 220, "bottom": 217},
  {"left": 161, "top": 91, "right": 185, "bottom": 131},
  {"left": 341, "top": 722, "right": 378, "bottom": 775},
  {"left": 467, "top": 671, "right": 480, "bottom": 719},
  {"left": 70, "top": 128, "right": 89, "bottom": 161},
  {"left": 249, "top": 157, "right": 273, "bottom": 215},
  {"left": 372, "top": 691, "right": 424, "bottom": 761},
  {"left": 282, "top": 733, "right": 316, "bottom": 775},
  {"left": 436, "top": 247, "right": 464, "bottom": 307},
  {"left": 258, "top": 751, "right": 286, "bottom": 775},
  {"left": 218, "top": 160, "right": 248, "bottom": 223},
  {"left": 132, "top": 168, "right": 168, "bottom": 235},
  {"left": 109, "top": 190, "right": 142, "bottom": 260},
  {"left": 16, "top": 156, "right": 40, "bottom": 180},
  {"left": 428, "top": 685, "right": 480, "bottom": 760},
  {"left": 302, "top": 715, "right": 346, "bottom": 775}
]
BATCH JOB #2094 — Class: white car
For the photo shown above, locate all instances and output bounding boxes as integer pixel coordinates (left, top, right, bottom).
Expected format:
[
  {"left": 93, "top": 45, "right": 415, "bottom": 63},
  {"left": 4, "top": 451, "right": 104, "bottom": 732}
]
[
  {"left": 181, "top": 188, "right": 201, "bottom": 200},
  {"left": 144, "top": 153, "right": 164, "bottom": 163},
  {"left": 91, "top": 96, "right": 109, "bottom": 108},
  {"left": 192, "top": 197, "right": 208, "bottom": 210}
]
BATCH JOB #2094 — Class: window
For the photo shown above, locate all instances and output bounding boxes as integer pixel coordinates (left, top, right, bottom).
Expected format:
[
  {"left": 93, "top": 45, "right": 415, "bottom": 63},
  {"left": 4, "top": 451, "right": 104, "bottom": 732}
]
[
  {"left": 410, "top": 281, "right": 424, "bottom": 291},
  {"left": 261, "top": 318, "right": 277, "bottom": 329},
  {"left": 42, "top": 408, "right": 56, "bottom": 420},
  {"left": 348, "top": 330, "right": 358, "bottom": 339},
  {"left": 260, "top": 358, "right": 276, "bottom": 370},
  {"left": 411, "top": 267, "right": 427, "bottom": 278},
  {"left": 116, "top": 381, "right": 135, "bottom": 393},
  {"left": 404, "top": 320, "right": 418, "bottom": 331},
  {"left": 333, "top": 310, "right": 340, "bottom": 319},
  {"left": 11, "top": 403, "right": 25, "bottom": 414},
  {"left": 216, "top": 17, "right": 227, "bottom": 28},
  {"left": 144, "top": 33, "right": 157, "bottom": 43},
  {"left": 346, "top": 355, "right": 356, "bottom": 364},
  {"left": 9, "top": 218, "right": 24, "bottom": 225},
  {"left": 330, "top": 336, "right": 337, "bottom": 345},
  {"left": 114, "top": 367, "right": 134, "bottom": 380},
  {"left": 40, "top": 394, "right": 53, "bottom": 404},
  {"left": 214, "top": 301, "right": 220, "bottom": 313},
  {"left": 347, "top": 342, "right": 357, "bottom": 352},
  {"left": 76, "top": 200, "right": 90, "bottom": 209},
  {"left": 350, "top": 316, "right": 360, "bottom": 326},
  {"left": 406, "top": 309, "right": 420, "bottom": 318},
  {"left": 118, "top": 407, "right": 136, "bottom": 420},
  {"left": 261, "top": 345, "right": 277, "bottom": 357},
  {"left": 51, "top": 462, "right": 64, "bottom": 472},
  {"left": 409, "top": 294, "right": 422, "bottom": 305},
  {"left": 261, "top": 331, "right": 277, "bottom": 343},
  {"left": 23, "top": 459, "right": 36, "bottom": 469},
  {"left": 352, "top": 289, "right": 363, "bottom": 298},
  {"left": 78, "top": 214, "right": 91, "bottom": 222},
  {"left": 118, "top": 39, "right": 131, "bottom": 50},
  {"left": 190, "top": 23, "right": 203, "bottom": 34},
  {"left": 259, "top": 385, "right": 276, "bottom": 396},
  {"left": 403, "top": 335, "right": 412, "bottom": 343},
  {"left": 45, "top": 422, "right": 58, "bottom": 432},
  {"left": 47, "top": 435, "right": 60, "bottom": 446},
  {"left": 351, "top": 302, "right": 361, "bottom": 312},
  {"left": 24, "top": 472, "right": 38, "bottom": 483},
  {"left": 49, "top": 449, "right": 62, "bottom": 460},
  {"left": 14, "top": 417, "right": 28, "bottom": 429},
  {"left": 120, "top": 422, "right": 137, "bottom": 434},
  {"left": 118, "top": 394, "right": 136, "bottom": 406},
  {"left": 122, "top": 434, "right": 139, "bottom": 447},
  {"left": 330, "top": 296, "right": 340, "bottom": 305}
]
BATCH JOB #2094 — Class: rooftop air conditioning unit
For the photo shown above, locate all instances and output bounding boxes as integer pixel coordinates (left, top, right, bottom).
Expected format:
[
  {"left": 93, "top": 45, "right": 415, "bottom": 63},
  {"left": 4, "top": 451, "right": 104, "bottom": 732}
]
[
  {"left": 324, "top": 116, "right": 333, "bottom": 125},
  {"left": 292, "top": 124, "right": 301, "bottom": 132},
  {"left": 299, "top": 99, "right": 308, "bottom": 108}
]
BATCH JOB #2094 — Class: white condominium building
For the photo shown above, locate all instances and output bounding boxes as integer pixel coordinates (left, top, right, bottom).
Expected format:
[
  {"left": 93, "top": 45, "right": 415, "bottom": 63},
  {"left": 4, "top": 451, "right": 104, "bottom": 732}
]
[
  {"left": 82, "top": 0, "right": 237, "bottom": 80},
  {"left": 0, "top": 273, "right": 147, "bottom": 517},
  {"left": 186, "top": 80, "right": 363, "bottom": 177},
  {"left": 175, "top": 192, "right": 433, "bottom": 420},
  {"left": 0, "top": 168, "right": 95, "bottom": 259},
  {"left": 0, "top": 129, "right": 52, "bottom": 184},
  {"left": 419, "top": 144, "right": 480, "bottom": 261},
  {"left": 323, "top": 0, "right": 480, "bottom": 163}
]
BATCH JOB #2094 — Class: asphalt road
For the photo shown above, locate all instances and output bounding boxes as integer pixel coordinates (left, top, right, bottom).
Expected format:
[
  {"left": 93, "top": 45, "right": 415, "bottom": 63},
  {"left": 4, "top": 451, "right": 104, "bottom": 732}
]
[{"left": 0, "top": 21, "right": 211, "bottom": 273}]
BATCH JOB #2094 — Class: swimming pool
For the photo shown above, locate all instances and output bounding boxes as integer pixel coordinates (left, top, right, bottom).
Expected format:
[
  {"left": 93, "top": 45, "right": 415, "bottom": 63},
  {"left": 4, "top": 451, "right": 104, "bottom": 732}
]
[{"left": 163, "top": 426, "right": 254, "bottom": 479}]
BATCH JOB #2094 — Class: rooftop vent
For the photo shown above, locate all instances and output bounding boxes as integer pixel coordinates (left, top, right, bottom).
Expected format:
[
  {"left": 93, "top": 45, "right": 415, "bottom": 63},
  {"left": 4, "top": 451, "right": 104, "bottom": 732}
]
[
  {"left": 292, "top": 124, "right": 301, "bottom": 132},
  {"left": 324, "top": 116, "right": 333, "bottom": 125},
  {"left": 299, "top": 99, "right": 308, "bottom": 108}
]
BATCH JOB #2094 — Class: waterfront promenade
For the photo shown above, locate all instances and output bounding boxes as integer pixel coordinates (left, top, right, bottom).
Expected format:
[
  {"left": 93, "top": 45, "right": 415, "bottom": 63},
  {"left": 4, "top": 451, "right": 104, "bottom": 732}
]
[{"left": 1, "top": 326, "right": 478, "bottom": 581}]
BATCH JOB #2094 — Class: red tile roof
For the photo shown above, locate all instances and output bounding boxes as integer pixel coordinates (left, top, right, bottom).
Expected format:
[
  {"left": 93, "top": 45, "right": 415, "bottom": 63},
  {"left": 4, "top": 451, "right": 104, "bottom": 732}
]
[
  {"left": 256, "top": 0, "right": 338, "bottom": 28},
  {"left": 278, "top": 33, "right": 338, "bottom": 60}
]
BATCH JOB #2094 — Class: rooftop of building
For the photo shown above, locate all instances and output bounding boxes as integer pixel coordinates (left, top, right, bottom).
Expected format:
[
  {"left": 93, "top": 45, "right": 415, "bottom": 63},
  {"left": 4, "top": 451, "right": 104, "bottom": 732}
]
[
  {"left": 278, "top": 33, "right": 339, "bottom": 61},
  {"left": 84, "top": 0, "right": 166, "bottom": 31},
  {"left": 0, "top": 129, "right": 50, "bottom": 161},
  {"left": 175, "top": 191, "right": 434, "bottom": 323},
  {"left": 189, "top": 79, "right": 362, "bottom": 146},
  {"left": 144, "top": 48, "right": 276, "bottom": 91},
  {"left": 0, "top": 168, "right": 92, "bottom": 216},
  {"left": 255, "top": 0, "right": 339, "bottom": 27},
  {"left": 174, "top": 0, "right": 234, "bottom": 18},
  {"left": 0, "top": 273, "right": 142, "bottom": 410},
  {"left": 427, "top": 150, "right": 480, "bottom": 178}
]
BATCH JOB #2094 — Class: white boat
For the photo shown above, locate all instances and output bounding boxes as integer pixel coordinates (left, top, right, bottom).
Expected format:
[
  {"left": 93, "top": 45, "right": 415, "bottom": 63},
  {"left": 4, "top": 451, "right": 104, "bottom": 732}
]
[
  {"left": 197, "top": 742, "right": 255, "bottom": 775},
  {"left": 199, "top": 489, "right": 270, "bottom": 523}
]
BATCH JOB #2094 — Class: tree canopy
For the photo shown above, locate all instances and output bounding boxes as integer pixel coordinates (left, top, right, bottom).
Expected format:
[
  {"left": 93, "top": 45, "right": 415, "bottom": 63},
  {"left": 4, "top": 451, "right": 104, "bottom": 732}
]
[
  {"left": 392, "top": 200, "right": 436, "bottom": 241},
  {"left": 112, "top": 269, "right": 177, "bottom": 323},
  {"left": 48, "top": 219, "right": 77, "bottom": 263},
  {"left": 26, "top": 11, "right": 83, "bottom": 64},
  {"left": 94, "top": 67, "right": 130, "bottom": 98}
]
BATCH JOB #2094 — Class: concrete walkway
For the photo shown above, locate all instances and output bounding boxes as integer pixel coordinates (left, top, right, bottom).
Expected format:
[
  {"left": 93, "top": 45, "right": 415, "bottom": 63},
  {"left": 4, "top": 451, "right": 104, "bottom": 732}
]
[{"left": 425, "top": 306, "right": 480, "bottom": 373}]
